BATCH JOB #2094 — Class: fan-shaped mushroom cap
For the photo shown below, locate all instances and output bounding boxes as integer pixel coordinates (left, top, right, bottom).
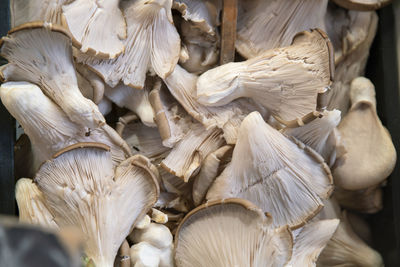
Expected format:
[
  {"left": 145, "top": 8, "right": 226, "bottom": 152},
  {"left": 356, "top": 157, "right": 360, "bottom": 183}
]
[
  {"left": 207, "top": 112, "right": 333, "bottom": 229},
  {"left": 317, "top": 211, "right": 383, "bottom": 267},
  {"left": 331, "top": 0, "right": 392, "bottom": 11},
  {"left": 160, "top": 123, "right": 225, "bottom": 181},
  {"left": 164, "top": 65, "right": 269, "bottom": 144},
  {"left": 34, "top": 143, "right": 160, "bottom": 267},
  {"left": 77, "top": 0, "right": 180, "bottom": 89},
  {"left": 333, "top": 77, "right": 396, "bottom": 190},
  {"left": 0, "top": 81, "right": 131, "bottom": 170},
  {"left": 287, "top": 219, "right": 340, "bottom": 267},
  {"left": 15, "top": 178, "right": 57, "bottom": 229},
  {"left": 10, "top": 0, "right": 68, "bottom": 27},
  {"left": 175, "top": 198, "right": 293, "bottom": 267},
  {"left": 196, "top": 29, "right": 334, "bottom": 124},
  {"left": 236, "top": 0, "right": 328, "bottom": 58},
  {"left": 282, "top": 109, "right": 344, "bottom": 167},
  {"left": 62, "top": 0, "right": 126, "bottom": 59},
  {"left": 0, "top": 22, "right": 104, "bottom": 129}
]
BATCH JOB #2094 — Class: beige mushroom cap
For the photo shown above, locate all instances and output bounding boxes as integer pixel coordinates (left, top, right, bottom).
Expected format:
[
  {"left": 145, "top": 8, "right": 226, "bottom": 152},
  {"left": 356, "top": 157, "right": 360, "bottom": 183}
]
[
  {"left": 207, "top": 111, "right": 333, "bottom": 229},
  {"left": 333, "top": 77, "right": 396, "bottom": 190},
  {"left": 331, "top": 0, "right": 392, "bottom": 11},
  {"left": 175, "top": 198, "right": 293, "bottom": 267},
  {"left": 34, "top": 143, "right": 159, "bottom": 267}
]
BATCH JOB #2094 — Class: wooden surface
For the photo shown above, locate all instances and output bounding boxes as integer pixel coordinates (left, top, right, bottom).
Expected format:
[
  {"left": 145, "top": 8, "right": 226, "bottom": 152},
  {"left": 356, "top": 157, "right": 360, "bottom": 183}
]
[
  {"left": 0, "top": 0, "right": 15, "bottom": 215},
  {"left": 220, "top": 0, "right": 237, "bottom": 64}
]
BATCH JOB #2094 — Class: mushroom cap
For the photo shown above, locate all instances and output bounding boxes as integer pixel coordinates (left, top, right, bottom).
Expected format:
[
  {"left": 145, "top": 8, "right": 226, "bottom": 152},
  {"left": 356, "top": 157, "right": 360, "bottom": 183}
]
[
  {"left": 333, "top": 77, "right": 396, "bottom": 190},
  {"left": 34, "top": 142, "right": 159, "bottom": 267},
  {"left": 77, "top": 0, "right": 180, "bottom": 89},
  {"left": 175, "top": 198, "right": 293, "bottom": 267},
  {"left": 207, "top": 111, "right": 333, "bottom": 229},
  {"left": 288, "top": 219, "right": 339, "bottom": 267},
  {"left": 331, "top": 0, "right": 392, "bottom": 11},
  {"left": 196, "top": 29, "right": 334, "bottom": 124},
  {"left": 236, "top": 0, "right": 328, "bottom": 58},
  {"left": 0, "top": 22, "right": 104, "bottom": 129},
  {"left": 62, "top": 0, "right": 127, "bottom": 59},
  {"left": 15, "top": 178, "right": 57, "bottom": 229},
  {"left": 10, "top": 0, "right": 68, "bottom": 27}
]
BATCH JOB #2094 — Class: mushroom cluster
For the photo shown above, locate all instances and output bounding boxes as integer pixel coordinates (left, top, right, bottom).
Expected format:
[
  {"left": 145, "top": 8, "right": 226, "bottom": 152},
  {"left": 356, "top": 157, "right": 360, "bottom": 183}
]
[{"left": 1, "top": 0, "right": 396, "bottom": 266}]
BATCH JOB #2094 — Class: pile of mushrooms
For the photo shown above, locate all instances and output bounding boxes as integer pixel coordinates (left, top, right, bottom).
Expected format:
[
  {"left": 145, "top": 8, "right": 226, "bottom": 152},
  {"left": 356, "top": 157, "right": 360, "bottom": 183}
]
[{"left": 1, "top": 0, "right": 396, "bottom": 266}]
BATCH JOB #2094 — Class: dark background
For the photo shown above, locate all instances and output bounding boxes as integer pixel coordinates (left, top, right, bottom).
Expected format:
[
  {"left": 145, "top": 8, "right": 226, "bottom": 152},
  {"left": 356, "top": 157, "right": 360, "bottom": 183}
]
[{"left": 0, "top": 1, "right": 399, "bottom": 266}]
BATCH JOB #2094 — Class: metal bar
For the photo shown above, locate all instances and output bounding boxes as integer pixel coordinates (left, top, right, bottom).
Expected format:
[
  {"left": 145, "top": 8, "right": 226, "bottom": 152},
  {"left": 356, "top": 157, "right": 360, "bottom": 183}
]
[
  {"left": 0, "top": 0, "right": 15, "bottom": 215},
  {"left": 220, "top": 0, "right": 237, "bottom": 65}
]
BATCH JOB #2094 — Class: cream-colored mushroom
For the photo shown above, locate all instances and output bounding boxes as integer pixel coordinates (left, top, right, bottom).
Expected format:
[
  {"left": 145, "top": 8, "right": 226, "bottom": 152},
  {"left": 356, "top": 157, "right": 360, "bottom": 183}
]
[
  {"left": 105, "top": 79, "right": 156, "bottom": 127},
  {"left": 192, "top": 145, "right": 232, "bottom": 206},
  {"left": 174, "top": 198, "right": 293, "bottom": 267},
  {"left": 149, "top": 77, "right": 194, "bottom": 148},
  {"left": 161, "top": 123, "right": 225, "bottom": 181},
  {"left": 0, "top": 81, "right": 131, "bottom": 170},
  {"left": 75, "top": 63, "right": 105, "bottom": 104},
  {"left": 15, "top": 178, "right": 57, "bottom": 229},
  {"left": 317, "top": 211, "right": 383, "bottom": 267},
  {"left": 333, "top": 77, "right": 396, "bottom": 190},
  {"left": 33, "top": 143, "right": 160, "bottom": 267},
  {"left": 62, "top": 0, "right": 126, "bottom": 59},
  {"left": 77, "top": 0, "right": 180, "bottom": 89},
  {"left": 10, "top": 0, "right": 68, "bottom": 27},
  {"left": 334, "top": 184, "right": 383, "bottom": 214},
  {"left": 164, "top": 65, "right": 268, "bottom": 144},
  {"left": 196, "top": 29, "right": 334, "bottom": 125},
  {"left": 207, "top": 111, "right": 333, "bottom": 229},
  {"left": 286, "top": 219, "right": 340, "bottom": 267},
  {"left": 236, "top": 0, "right": 328, "bottom": 58},
  {"left": 0, "top": 22, "right": 104, "bottom": 129},
  {"left": 282, "top": 109, "right": 344, "bottom": 167}
]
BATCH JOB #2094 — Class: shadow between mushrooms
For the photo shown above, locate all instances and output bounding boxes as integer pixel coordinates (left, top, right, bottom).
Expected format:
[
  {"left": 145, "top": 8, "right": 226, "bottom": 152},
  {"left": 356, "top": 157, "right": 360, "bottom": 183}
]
[
  {"left": 206, "top": 111, "right": 333, "bottom": 229},
  {"left": 174, "top": 198, "right": 293, "bottom": 267},
  {"left": 28, "top": 142, "right": 160, "bottom": 267}
]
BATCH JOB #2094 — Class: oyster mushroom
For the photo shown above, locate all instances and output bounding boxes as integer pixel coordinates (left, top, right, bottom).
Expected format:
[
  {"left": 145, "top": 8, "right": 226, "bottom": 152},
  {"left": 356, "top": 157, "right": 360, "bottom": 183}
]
[
  {"left": 0, "top": 81, "right": 131, "bottom": 170},
  {"left": 160, "top": 123, "right": 225, "bottom": 181},
  {"left": 10, "top": 0, "right": 68, "bottom": 27},
  {"left": 62, "top": 0, "right": 127, "bottom": 59},
  {"left": 331, "top": 0, "right": 392, "bottom": 11},
  {"left": 334, "top": 184, "right": 383, "bottom": 214},
  {"left": 104, "top": 79, "right": 156, "bottom": 127},
  {"left": 77, "top": 0, "right": 180, "bottom": 89},
  {"left": 317, "top": 211, "right": 383, "bottom": 267},
  {"left": 207, "top": 111, "right": 333, "bottom": 229},
  {"left": 164, "top": 65, "right": 268, "bottom": 144},
  {"left": 282, "top": 109, "right": 344, "bottom": 167},
  {"left": 149, "top": 82, "right": 193, "bottom": 148},
  {"left": 236, "top": 0, "right": 328, "bottom": 58},
  {"left": 15, "top": 178, "right": 57, "bottom": 229},
  {"left": 174, "top": 198, "right": 293, "bottom": 267},
  {"left": 333, "top": 77, "right": 396, "bottom": 190},
  {"left": 0, "top": 22, "right": 104, "bottom": 129},
  {"left": 192, "top": 145, "right": 232, "bottom": 206},
  {"left": 287, "top": 219, "right": 340, "bottom": 267},
  {"left": 33, "top": 143, "right": 160, "bottom": 267},
  {"left": 196, "top": 29, "right": 334, "bottom": 125},
  {"left": 75, "top": 63, "right": 105, "bottom": 104}
]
